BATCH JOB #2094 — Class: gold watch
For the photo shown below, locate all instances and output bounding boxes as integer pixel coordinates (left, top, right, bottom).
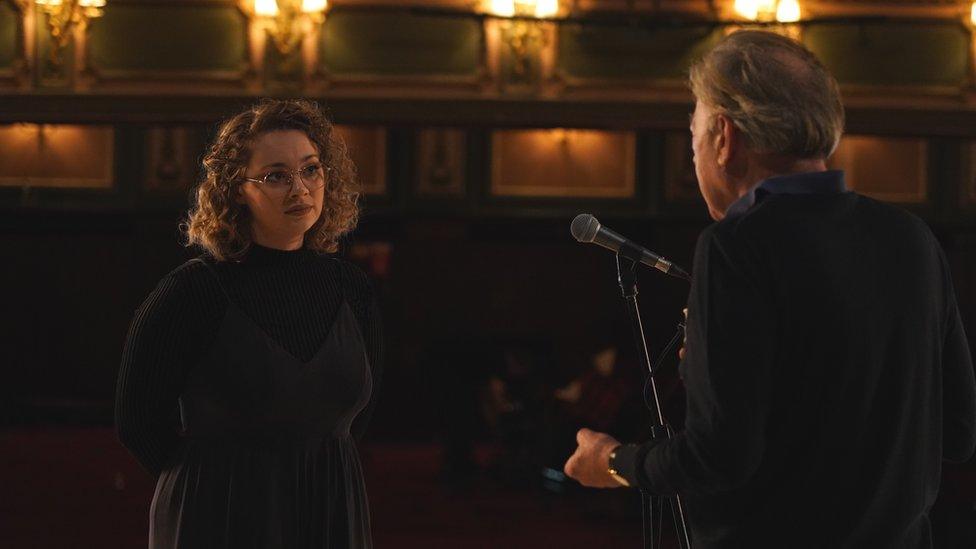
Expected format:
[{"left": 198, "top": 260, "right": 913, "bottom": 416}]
[{"left": 607, "top": 446, "right": 631, "bottom": 487}]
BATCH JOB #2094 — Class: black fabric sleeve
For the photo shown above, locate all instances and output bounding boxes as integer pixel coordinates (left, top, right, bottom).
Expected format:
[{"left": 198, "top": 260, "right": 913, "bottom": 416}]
[
  {"left": 343, "top": 263, "right": 384, "bottom": 441},
  {"left": 613, "top": 226, "right": 776, "bottom": 495},
  {"left": 115, "top": 266, "right": 214, "bottom": 477},
  {"left": 940, "top": 254, "right": 976, "bottom": 463}
]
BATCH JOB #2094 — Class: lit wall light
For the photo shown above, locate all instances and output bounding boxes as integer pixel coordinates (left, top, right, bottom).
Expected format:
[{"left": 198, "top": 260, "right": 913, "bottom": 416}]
[
  {"left": 487, "top": 0, "right": 559, "bottom": 85},
  {"left": 490, "top": 0, "right": 559, "bottom": 18},
  {"left": 733, "top": 0, "right": 800, "bottom": 23},
  {"left": 776, "top": 0, "right": 800, "bottom": 23},
  {"left": 971, "top": 1, "right": 976, "bottom": 26},
  {"left": 246, "top": 0, "right": 329, "bottom": 56},
  {"left": 35, "top": 0, "right": 107, "bottom": 67}
]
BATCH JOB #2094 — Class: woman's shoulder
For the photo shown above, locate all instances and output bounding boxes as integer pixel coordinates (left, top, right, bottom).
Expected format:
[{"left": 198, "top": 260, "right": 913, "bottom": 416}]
[{"left": 144, "top": 255, "right": 226, "bottom": 309}]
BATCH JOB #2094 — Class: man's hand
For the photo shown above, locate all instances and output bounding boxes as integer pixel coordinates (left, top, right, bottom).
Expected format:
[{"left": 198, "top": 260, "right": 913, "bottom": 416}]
[{"left": 563, "top": 428, "right": 623, "bottom": 488}]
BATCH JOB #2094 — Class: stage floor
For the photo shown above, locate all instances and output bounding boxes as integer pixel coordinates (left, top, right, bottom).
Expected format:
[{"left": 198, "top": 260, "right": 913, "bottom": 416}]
[{"left": 0, "top": 428, "right": 649, "bottom": 548}]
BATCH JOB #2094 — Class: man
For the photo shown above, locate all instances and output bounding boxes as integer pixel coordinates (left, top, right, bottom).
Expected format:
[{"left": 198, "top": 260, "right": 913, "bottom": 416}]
[{"left": 563, "top": 30, "right": 976, "bottom": 548}]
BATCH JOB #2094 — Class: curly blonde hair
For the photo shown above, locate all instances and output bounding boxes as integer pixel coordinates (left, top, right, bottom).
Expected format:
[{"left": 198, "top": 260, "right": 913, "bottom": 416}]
[{"left": 184, "top": 99, "right": 359, "bottom": 261}]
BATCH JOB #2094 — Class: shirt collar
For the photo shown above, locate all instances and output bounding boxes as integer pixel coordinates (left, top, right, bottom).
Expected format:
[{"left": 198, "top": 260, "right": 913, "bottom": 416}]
[{"left": 724, "top": 170, "right": 847, "bottom": 219}]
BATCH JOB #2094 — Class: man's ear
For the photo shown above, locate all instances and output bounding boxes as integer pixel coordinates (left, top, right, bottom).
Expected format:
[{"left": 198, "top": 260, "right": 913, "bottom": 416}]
[{"left": 713, "top": 113, "right": 738, "bottom": 168}]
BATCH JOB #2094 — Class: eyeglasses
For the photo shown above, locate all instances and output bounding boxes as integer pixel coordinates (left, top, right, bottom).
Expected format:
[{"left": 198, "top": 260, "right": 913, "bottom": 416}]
[{"left": 242, "top": 163, "right": 331, "bottom": 194}]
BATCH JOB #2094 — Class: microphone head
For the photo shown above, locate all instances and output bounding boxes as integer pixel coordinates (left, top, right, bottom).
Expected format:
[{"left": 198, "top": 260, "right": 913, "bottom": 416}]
[{"left": 571, "top": 214, "right": 601, "bottom": 243}]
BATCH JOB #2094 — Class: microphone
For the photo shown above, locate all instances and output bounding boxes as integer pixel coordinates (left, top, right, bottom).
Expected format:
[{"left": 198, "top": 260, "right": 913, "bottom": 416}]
[{"left": 571, "top": 213, "right": 691, "bottom": 281}]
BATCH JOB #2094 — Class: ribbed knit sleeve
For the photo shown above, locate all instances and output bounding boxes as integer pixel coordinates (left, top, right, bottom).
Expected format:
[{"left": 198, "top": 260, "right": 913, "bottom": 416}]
[
  {"left": 115, "top": 263, "right": 221, "bottom": 477},
  {"left": 340, "top": 261, "right": 384, "bottom": 441}
]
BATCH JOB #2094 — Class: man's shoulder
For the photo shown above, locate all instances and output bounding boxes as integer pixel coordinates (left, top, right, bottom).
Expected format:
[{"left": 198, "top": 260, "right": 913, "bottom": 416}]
[{"left": 717, "top": 191, "right": 932, "bottom": 240}]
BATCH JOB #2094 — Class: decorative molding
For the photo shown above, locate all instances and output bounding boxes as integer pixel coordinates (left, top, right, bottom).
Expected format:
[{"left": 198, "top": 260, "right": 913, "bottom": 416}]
[
  {"left": 0, "top": 0, "right": 31, "bottom": 89},
  {"left": 416, "top": 128, "right": 466, "bottom": 197}
]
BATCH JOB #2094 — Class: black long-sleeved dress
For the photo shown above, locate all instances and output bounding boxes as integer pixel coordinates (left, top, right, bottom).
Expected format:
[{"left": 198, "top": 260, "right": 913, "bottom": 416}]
[{"left": 115, "top": 244, "right": 382, "bottom": 549}]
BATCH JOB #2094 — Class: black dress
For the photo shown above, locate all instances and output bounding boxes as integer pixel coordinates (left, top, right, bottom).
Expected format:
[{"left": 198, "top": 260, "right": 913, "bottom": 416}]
[{"left": 116, "top": 245, "right": 382, "bottom": 549}]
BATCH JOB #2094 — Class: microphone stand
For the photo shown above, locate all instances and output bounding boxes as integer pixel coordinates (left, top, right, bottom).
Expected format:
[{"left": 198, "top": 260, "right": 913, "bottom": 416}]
[{"left": 615, "top": 246, "right": 692, "bottom": 549}]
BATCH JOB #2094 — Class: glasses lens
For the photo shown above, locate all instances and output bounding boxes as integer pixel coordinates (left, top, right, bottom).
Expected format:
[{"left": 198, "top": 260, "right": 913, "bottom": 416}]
[
  {"left": 299, "top": 164, "right": 326, "bottom": 190},
  {"left": 257, "top": 165, "right": 327, "bottom": 194},
  {"left": 262, "top": 170, "right": 294, "bottom": 191}
]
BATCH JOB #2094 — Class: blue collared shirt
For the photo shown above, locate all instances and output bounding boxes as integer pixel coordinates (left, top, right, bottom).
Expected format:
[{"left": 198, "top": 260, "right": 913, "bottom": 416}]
[{"left": 724, "top": 170, "right": 848, "bottom": 220}]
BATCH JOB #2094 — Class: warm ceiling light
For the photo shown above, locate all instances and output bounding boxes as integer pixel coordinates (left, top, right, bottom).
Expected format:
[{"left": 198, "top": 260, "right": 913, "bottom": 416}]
[
  {"left": 734, "top": 0, "right": 779, "bottom": 21},
  {"left": 489, "top": 0, "right": 515, "bottom": 17},
  {"left": 302, "top": 0, "right": 327, "bottom": 13},
  {"left": 971, "top": 2, "right": 976, "bottom": 26},
  {"left": 534, "top": 0, "right": 558, "bottom": 18},
  {"left": 776, "top": 0, "right": 801, "bottom": 23},
  {"left": 79, "top": 0, "right": 106, "bottom": 6},
  {"left": 254, "top": 0, "right": 279, "bottom": 17}
]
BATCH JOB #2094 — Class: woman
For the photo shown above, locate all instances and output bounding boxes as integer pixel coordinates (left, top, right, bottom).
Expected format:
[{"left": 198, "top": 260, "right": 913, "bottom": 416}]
[{"left": 116, "top": 99, "right": 381, "bottom": 549}]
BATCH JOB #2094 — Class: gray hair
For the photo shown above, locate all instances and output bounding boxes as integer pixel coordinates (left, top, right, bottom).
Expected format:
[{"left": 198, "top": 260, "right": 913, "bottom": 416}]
[{"left": 689, "top": 30, "right": 845, "bottom": 159}]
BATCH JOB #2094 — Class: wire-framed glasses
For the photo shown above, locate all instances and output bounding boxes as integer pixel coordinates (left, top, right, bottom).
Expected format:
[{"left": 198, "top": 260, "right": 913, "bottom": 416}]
[{"left": 243, "top": 163, "right": 330, "bottom": 195}]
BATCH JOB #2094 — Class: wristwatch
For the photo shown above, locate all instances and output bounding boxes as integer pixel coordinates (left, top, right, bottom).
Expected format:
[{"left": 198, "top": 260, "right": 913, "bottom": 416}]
[{"left": 607, "top": 445, "right": 631, "bottom": 487}]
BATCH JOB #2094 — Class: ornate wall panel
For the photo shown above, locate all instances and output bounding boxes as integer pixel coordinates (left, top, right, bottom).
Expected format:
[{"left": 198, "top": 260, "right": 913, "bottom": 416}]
[
  {"left": 0, "top": 0, "right": 25, "bottom": 87},
  {"left": 804, "top": 21, "right": 971, "bottom": 90},
  {"left": 319, "top": 10, "right": 485, "bottom": 86},
  {"left": 0, "top": 1, "right": 16, "bottom": 70},
  {"left": 86, "top": 2, "right": 249, "bottom": 87},
  {"left": 416, "top": 128, "right": 466, "bottom": 198},
  {"left": 0, "top": 124, "right": 114, "bottom": 189},
  {"left": 144, "top": 126, "right": 208, "bottom": 194},
  {"left": 828, "top": 135, "right": 928, "bottom": 203},
  {"left": 556, "top": 24, "right": 720, "bottom": 88},
  {"left": 490, "top": 129, "right": 635, "bottom": 198}
]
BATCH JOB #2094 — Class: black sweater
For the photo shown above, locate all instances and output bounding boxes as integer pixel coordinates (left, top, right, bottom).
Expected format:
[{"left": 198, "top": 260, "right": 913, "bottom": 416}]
[
  {"left": 614, "top": 172, "right": 976, "bottom": 548},
  {"left": 115, "top": 244, "right": 383, "bottom": 477}
]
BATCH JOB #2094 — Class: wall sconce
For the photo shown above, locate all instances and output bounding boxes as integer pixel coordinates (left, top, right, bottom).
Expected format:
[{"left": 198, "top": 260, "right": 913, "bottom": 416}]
[
  {"left": 247, "top": 0, "right": 328, "bottom": 57},
  {"left": 35, "top": 0, "right": 106, "bottom": 68},
  {"left": 733, "top": 0, "right": 800, "bottom": 23},
  {"left": 487, "top": 0, "right": 559, "bottom": 89}
]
